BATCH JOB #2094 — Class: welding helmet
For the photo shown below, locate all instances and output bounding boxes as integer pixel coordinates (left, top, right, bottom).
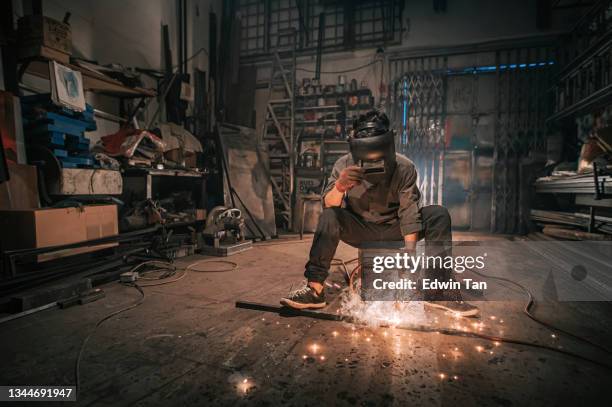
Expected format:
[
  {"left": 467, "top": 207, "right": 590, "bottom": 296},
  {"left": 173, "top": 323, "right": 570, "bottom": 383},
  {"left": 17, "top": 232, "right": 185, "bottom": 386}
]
[{"left": 348, "top": 111, "right": 397, "bottom": 184}]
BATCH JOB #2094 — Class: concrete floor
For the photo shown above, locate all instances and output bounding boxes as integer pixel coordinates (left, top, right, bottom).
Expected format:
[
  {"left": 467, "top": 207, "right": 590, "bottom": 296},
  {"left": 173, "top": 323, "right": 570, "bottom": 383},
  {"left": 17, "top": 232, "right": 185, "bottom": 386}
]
[{"left": 1, "top": 232, "right": 612, "bottom": 406}]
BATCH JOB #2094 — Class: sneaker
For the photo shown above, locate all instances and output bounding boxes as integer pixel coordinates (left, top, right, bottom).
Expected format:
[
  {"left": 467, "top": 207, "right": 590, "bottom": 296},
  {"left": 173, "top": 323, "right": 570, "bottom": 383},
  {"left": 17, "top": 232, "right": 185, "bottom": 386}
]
[
  {"left": 424, "top": 300, "right": 480, "bottom": 317},
  {"left": 280, "top": 285, "right": 326, "bottom": 310}
]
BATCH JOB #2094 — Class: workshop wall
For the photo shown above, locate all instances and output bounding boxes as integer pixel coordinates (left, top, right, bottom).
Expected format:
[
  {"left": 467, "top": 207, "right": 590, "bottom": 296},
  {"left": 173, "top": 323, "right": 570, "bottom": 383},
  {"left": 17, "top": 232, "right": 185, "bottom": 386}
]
[
  {"left": 252, "top": 0, "right": 569, "bottom": 133},
  {"left": 15, "top": 0, "right": 221, "bottom": 144}
]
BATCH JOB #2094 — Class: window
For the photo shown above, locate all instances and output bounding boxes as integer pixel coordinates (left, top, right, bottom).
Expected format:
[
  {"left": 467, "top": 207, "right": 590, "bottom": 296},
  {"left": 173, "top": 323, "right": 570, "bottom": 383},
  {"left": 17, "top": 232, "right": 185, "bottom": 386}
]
[
  {"left": 236, "top": 0, "right": 403, "bottom": 59},
  {"left": 239, "top": 0, "right": 266, "bottom": 56}
]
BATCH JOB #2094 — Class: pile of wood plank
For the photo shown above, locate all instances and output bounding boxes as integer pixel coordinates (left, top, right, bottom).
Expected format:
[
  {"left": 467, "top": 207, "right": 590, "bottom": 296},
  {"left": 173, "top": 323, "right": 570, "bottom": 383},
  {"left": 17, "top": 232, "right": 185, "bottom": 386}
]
[
  {"left": 530, "top": 209, "right": 612, "bottom": 239},
  {"left": 21, "top": 94, "right": 96, "bottom": 168}
]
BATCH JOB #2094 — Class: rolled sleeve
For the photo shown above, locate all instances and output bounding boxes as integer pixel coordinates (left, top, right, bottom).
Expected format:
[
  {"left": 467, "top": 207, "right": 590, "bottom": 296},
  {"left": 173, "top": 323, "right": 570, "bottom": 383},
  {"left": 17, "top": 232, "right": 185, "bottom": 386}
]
[
  {"left": 398, "top": 163, "right": 422, "bottom": 236},
  {"left": 322, "top": 162, "right": 341, "bottom": 198},
  {"left": 321, "top": 156, "right": 348, "bottom": 207}
]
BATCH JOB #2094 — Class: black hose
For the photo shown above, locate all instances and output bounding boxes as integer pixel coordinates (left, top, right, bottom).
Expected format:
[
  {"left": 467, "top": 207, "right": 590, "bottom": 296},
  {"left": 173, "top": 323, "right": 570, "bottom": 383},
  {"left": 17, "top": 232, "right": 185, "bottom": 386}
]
[
  {"left": 75, "top": 283, "right": 145, "bottom": 397},
  {"left": 467, "top": 266, "right": 612, "bottom": 356}
]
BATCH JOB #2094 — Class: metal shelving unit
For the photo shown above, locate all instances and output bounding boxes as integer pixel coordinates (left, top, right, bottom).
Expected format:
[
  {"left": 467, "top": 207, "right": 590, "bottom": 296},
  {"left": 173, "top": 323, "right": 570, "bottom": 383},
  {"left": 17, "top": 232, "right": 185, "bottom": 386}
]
[
  {"left": 534, "top": 0, "right": 612, "bottom": 237},
  {"left": 548, "top": 0, "right": 612, "bottom": 122}
]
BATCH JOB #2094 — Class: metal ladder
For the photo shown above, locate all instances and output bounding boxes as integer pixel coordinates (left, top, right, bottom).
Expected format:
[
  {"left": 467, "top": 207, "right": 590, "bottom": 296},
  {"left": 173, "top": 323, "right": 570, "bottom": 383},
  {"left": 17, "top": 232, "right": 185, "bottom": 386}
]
[{"left": 260, "top": 28, "right": 297, "bottom": 230}]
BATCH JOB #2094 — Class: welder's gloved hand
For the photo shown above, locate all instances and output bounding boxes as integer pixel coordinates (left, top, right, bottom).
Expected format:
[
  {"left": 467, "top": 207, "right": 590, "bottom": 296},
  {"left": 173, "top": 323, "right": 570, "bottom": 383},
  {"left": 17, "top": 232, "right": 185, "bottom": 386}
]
[{"left": 335, "top": 165, "right": 365, "bottom": 192}]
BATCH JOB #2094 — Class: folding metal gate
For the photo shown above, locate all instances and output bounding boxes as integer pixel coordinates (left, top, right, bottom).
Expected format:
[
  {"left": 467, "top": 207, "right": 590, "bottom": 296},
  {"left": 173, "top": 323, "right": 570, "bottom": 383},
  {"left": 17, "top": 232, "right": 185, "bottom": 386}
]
[
  {"left": 492, "top": 47, "right": 555, "bottom": 234},
  {"left": 389, "top": 44, "right": 554, "bottom": 233},
  {"left": 389, "top": 56, "right": 447, "bottom": 208}
]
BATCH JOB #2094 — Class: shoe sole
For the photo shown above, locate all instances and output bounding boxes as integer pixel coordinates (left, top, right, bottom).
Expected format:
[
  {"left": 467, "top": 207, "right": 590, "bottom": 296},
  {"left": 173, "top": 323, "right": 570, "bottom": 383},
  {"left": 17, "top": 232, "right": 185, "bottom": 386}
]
[
  {"left": 280, "top": 298, "right": 327, "bottom": 310},
  {"left": 424, "top": 302, "right": 480, "bottom": 317}
]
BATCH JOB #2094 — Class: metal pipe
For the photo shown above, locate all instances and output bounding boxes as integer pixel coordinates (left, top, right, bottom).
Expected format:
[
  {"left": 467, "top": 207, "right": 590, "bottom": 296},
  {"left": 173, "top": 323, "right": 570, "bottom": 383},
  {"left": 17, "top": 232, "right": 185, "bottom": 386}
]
[{"left": 314, "top": 13, "right": 325, "bottom": 80}]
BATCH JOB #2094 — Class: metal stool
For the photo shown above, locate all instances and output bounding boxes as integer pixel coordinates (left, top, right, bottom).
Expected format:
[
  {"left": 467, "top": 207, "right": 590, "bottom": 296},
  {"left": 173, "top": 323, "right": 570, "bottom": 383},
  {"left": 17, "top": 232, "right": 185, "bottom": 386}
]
[
  {"left": 354, "top": 241, "right": 406, "bottom": 295},
  {"left": 299, "top": 194, "right": 321, "bottom": 240}
]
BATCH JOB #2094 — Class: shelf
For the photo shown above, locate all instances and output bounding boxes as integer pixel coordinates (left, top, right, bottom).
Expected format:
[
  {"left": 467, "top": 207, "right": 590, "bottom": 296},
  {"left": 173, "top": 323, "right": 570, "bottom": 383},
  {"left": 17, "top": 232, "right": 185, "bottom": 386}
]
[
  {"left": 547, "top": 82, "right": 612, "bottom": 122},
  {"left": 558, "top": 32, "right": 612, "bottom": 82},
  {"left": 296, "top": 167, "right": 325, "bottom": 178},
  {"left": 347, "top": 105, "right": 375, "bottom": 111},
  {"left": 123, "top": 168, "right": 204, "bottom": 178},
  {"left": 22, "top": 59, "right": 156, "bottom": 99},
  {"left": 323, "top": 140, "right": 349, "bottom": 144},
  {"left": 295, "top": 105, "right": 341, "bottom": 111},
  {"left": 296, "top": 118, "right": 352, "bottom": 124},
  {"left": 534, "top": 173, "right": 612, "bottom": 194},
  {"left": 531, "top": 209, "right": 612, "bottom": 234}
]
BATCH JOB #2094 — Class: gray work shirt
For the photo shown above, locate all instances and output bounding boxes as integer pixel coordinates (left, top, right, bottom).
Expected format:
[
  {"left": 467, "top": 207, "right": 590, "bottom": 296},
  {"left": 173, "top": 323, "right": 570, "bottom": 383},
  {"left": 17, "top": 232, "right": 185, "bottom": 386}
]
[{"left": 322, "top": 153, "right": 423, "bottom": 236}]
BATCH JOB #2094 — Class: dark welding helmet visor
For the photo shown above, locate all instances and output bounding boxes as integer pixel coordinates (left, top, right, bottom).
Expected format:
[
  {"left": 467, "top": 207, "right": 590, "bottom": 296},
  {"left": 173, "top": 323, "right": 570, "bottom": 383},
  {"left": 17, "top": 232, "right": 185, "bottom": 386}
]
[{"left": 349, "top": 121, "right": 396, "bottom": 183}]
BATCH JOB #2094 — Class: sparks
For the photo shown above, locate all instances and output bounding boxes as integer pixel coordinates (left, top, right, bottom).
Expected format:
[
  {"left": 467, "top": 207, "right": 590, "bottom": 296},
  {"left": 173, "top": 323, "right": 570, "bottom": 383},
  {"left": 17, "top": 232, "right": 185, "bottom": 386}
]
[
  {"left": 453, "top": 375, "right": 459, "bottom": 380},
  {"left": 489, "top": 316, "right": 497, "bottom": 320},
  {"left": 237, "top": 377, "right": 254, "bottom": 394},
  {"left": 475, "top": 345, "right": 484, "bottom": 352},
  {"left": 551, "top": 333, "right": 557, "bottom": 339},
  {"left": 320, "top": 355, "right": 326, "bottom": 361},
  {"left": 332, "top": 331, "right": 339, "bottom": 337},
  {"left": 494, "top": 341, "right": 500, "bottom": 346},
  {"left": 439, "top": 373, "right": 446, "bottom": 379}
]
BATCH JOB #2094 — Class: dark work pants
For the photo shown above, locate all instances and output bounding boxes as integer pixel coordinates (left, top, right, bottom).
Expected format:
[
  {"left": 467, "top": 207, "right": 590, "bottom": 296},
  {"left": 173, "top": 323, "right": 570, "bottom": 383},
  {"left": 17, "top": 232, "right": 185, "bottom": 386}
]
[{"left": 305, "top": 205, "right": 455, "bottom": 300}]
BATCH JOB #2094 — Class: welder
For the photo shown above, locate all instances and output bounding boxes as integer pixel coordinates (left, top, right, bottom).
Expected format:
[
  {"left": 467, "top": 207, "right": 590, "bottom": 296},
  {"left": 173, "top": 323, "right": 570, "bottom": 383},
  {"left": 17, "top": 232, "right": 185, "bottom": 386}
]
[{"left": 281, "top": 109, "right": 479, "bottom": 317}]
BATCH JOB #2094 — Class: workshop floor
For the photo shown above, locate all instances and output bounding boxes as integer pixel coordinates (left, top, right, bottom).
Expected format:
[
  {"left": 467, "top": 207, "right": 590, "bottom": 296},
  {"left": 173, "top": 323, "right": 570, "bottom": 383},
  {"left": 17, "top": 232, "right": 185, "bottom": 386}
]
[{"left": 1, "top": 232, "right": 611, "bottom": 406}]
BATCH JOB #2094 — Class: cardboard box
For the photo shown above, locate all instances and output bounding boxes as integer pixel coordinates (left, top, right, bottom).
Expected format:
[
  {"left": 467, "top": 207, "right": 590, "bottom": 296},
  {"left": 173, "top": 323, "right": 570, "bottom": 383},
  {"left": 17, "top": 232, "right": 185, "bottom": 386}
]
[
  {"left": 0, "top": 204, "right": 118, "bottom": 251},
  {"left": 18, "top": 45, "right": 70, "bottom": 64},
  {"left": 18, "top": 15, "right": 72, "bottom": 55},
  {"left": 0, "top": 162, "right": 40, "bottom": 210}
]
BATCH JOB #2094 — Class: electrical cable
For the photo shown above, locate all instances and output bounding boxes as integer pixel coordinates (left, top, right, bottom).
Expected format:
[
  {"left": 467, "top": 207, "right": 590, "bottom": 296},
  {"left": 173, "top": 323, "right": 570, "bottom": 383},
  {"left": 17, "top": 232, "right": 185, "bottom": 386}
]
[
  {"left": 295, "top": 59, "right": 382, "bottom": 74},
  {"left": 129, "top": 260, "right": 176, "bottom": 279},
  {"left": 146, "top": 46, "right": 210, "bottom": 128},
  {"left": 74, "top": 282, "right": 145, "bottom": 397},
  {"left": 171, "top": 47, "right": 209, "bottom": 69},
  {"left": 185, "top": 259, "right": 238, "bottom": 273},
  {"left": 136, "top": 271, "right": 187, "bottom": 287},
  {"left": 393, "top": 322, "right": 612, "bottom": 371},
  {"left": 74, "top": 259, "right": 184, "bottom": 394},
  {"left": 332, "top": 257, "right": 612, "bottom": 369},
  {"left": 74, "top": 257, "right": 237, "bottom": 391},
  {"left": 466, "top": 266, "right": 612, "bottom": 356}
]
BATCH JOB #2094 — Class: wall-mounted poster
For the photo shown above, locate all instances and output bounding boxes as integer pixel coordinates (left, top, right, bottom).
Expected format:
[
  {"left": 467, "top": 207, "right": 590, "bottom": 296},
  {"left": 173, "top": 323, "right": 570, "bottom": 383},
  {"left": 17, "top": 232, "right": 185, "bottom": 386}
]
[{"left": 49, "top": 61, "right": 86, "bottom": 112}]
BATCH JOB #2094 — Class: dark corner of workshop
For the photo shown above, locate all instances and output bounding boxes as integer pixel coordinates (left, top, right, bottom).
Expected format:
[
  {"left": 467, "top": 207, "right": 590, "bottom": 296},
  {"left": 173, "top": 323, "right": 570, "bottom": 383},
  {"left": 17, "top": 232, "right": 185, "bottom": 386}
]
[{"left": 0, "top": 0, "right": 611, "bottom": 406}]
